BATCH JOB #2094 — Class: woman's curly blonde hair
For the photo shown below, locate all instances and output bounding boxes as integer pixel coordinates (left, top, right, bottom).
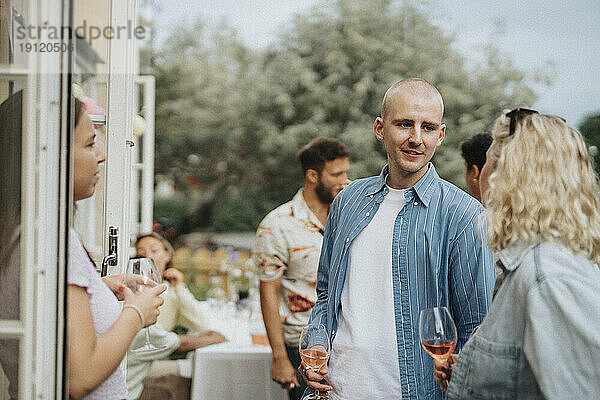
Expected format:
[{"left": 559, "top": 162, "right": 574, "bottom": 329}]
[{"left": 484, "top": 110, "right": 600, "bottom": 266}]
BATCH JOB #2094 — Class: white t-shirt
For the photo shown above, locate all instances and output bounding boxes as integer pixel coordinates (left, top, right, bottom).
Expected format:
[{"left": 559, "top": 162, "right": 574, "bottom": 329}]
[{"left": 327, "top": 186, "right": 405, "bottom": 399}]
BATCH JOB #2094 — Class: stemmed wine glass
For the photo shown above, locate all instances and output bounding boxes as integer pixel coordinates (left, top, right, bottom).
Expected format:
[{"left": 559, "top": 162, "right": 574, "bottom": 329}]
[
  {"left": 299, "top": 324, "right": 330, "bottom": 400},
  {"left": 126, "top": 257, "right": 166, "bottom": 352},
  {"left": 419, "top": 307, "right": 457, "bottom": 362}
]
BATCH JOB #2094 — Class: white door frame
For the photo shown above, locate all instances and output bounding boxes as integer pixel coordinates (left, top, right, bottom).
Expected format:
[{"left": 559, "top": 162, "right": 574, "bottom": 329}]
[
  {"left": 0, "top": 0, "right": 143, "bottom": 397},
  {"left": 102, "top": 0, "right": 138, "bottom": 275},
  {"left": 0, "top": 0, "right": 68, "bottom": 398}
]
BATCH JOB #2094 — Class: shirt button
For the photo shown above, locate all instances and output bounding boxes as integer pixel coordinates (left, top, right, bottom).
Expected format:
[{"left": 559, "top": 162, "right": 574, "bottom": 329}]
[
  {"left": 366, "top": 212, "right": 370, "bottom": 217},
  {"left": 414, "top": 201, "right": 418, "bottom": 206},
  {"left": 346, "top": 237, "right": 349, "bottom": 243},
  {"left": 370, "top": 194, "right": 373, "bottom": 198}
]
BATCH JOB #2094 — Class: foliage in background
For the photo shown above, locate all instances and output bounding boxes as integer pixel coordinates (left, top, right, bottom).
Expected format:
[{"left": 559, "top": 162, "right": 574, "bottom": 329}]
[
  {"left": 579, "top": 113, "right": 600, "bottom": 173},
  {"left": 148, "top": 0, "right": 541, "bottom": 234}
]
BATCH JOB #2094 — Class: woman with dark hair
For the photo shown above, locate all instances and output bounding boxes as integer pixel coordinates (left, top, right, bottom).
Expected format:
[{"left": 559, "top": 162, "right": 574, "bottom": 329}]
[
  {"left": 435, "top": 110, "right": 600, "bottom": 399},
  {"left": 67, "top": 98, "right": 166, "bottom": 399}
]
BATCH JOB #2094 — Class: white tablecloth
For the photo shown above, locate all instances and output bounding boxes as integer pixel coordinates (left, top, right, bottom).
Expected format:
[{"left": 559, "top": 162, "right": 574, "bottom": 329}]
[{"left": 191, "top": 342, "right": 288, "bottom": 400}]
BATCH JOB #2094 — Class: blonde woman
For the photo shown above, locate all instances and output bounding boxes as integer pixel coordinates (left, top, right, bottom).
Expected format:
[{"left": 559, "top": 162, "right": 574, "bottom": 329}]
[{"left": 434, "top": 109, "right": 600, "bottom": 399}]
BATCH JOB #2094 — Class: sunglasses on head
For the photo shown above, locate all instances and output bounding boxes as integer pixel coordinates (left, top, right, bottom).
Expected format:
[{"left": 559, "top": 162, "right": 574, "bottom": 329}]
[{"left": 506, "top": 108, "right": 566, "bottom": 136}]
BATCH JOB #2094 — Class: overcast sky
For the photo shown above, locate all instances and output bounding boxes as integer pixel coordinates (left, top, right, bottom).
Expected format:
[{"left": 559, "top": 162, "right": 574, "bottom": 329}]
[{"left": 153, "top": 0, "right": 600, "bottom": 127}]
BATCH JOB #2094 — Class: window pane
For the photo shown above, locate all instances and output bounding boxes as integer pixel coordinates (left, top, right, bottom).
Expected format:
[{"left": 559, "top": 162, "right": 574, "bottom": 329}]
[
  {"left": 1, "top": 0, "right": 29, "bottom": 67},
  {"left": 0, "top": 85, "right": 23, "bottom": 320},
  {"left": 0, "top": 338, "right": 19, "bottom": 400}
]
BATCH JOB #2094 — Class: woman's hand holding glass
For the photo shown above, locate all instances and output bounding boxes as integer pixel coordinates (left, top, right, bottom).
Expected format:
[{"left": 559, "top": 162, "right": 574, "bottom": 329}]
[
  {"left": 121, "top": 280, "right": 165, "bottom": 328},
  {"left": 103, "top": 273, "right": 156, "bottom": 301},
  {"left": 126, "top": 257, "right": 167, "bottom": 351}
]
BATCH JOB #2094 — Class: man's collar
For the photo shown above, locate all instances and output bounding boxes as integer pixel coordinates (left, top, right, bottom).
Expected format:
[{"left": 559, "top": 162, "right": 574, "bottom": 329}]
[
  {"left": 366, "top": 163, "right": 439, "bottom": 207},
  {"left": 292, "top": 188, "right": 310, "bottom": 214},
  {"left": 293, "top": 188, "right": 325, "bottom": 229}
]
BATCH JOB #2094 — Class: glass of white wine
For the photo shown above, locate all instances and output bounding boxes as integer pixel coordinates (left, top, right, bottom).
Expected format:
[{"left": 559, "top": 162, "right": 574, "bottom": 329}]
[
  {"left": 299, "top": 324, "right": 330, "bottom": 400},
  {"left": 419, "top": 307, "right": 457, "bottom": 362},
  {"left": 127, "top": 257, "right": 166, "bottom": 352}
]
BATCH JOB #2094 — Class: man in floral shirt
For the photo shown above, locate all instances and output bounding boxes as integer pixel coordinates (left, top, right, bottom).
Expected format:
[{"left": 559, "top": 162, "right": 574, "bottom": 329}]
[{"left": 252, "top": 137, "right": 350, "bottom": 400}]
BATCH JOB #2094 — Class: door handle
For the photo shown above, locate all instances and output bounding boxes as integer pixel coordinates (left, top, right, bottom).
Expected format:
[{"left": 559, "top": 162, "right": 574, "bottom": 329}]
[{"left": 101, "top": 226, "right": 119, "bottom": 277}]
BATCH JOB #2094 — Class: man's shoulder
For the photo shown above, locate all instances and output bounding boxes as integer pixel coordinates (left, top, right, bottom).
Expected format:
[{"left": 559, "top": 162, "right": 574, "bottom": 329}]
[
  {"left": 258, "top": 197, "right": 297, "bottom": 227},
  {"left": 437, "top": 178, "right": 484, "bottom": 215},
  {"left": 432, "top": 178, "right": 485, "bottom": 236}
]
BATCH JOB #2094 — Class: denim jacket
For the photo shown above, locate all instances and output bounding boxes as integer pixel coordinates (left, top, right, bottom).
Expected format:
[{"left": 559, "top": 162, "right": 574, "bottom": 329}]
[
  {"left": 307, "top": 164, "right": 495, "bottom": 399},
  {"left": 447, "top": 241, "right": 600, "bottom": 399}
]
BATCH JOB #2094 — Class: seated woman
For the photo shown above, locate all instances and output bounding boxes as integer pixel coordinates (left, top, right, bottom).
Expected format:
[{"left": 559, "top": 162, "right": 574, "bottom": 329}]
[
  {"left": 435, "top": 109, "right": 600, "bottom": 398},
  {"left": 67, "top": 98, "right": 166, "bottom": 399},
  {"left": 135, "top": 232, "right": 210, "bottom": 333},
  {"left": 128, "top": 233, "right": 226, "bottom": 400}
]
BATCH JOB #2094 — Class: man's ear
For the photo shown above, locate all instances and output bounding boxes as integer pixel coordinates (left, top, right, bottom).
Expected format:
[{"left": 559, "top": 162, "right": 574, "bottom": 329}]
[
  {"left": 471, "top": 164, "right": 480, "bottom": 179},
  {"left": 437, "top": 124, "right": 446, "bottom": 146},
  {"left": 374, "top": 117, "right": 384, "bottom": 141},
  {"left": 306, "top": 169, "right": 319, "bottom": 185}
]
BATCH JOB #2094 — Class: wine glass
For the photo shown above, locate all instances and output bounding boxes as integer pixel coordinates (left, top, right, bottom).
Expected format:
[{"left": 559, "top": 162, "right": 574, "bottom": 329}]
[
  {"left": 299, "top": 324, "right": 330, "bottom": 400},
  {"left": 419, "top": 307, "right": 457, "bottom": 362},
  {"left": 126, "top": 257, "right": 166, "bottom": 352}
]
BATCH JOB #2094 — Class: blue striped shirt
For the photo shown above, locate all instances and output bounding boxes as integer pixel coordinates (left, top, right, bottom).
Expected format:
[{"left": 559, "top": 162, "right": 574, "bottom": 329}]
[{"left": 308, "top": 163, "right": 495, "bottom": 400}]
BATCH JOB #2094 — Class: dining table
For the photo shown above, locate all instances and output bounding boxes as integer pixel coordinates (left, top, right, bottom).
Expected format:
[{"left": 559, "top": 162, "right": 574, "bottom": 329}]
[
  {"left": 191, "top": 341, "right": 288, "bottom": 400},
  {"left": 189, "top": 300, "right": 289, "bottom": 400}
]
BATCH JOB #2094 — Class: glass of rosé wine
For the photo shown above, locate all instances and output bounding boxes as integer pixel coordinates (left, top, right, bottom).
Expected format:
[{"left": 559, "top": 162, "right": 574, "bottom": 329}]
[
  {"left": 419, "top": 307, "right": 457, "bottom": 362},
  {"left": 299, "top": 324, "right": 330, "bottom": 400}
]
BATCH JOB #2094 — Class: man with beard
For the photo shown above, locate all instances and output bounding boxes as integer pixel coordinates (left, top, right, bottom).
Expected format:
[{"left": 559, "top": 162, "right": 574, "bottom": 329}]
[{"left": 252, "top": 137, "right": 350, "bottom": 400}]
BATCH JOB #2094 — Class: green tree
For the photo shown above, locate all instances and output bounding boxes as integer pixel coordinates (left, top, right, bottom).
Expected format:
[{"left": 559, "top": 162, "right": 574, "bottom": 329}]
[
  {"left": 579, "top": 113, "right": 600, "bottom": 172},
  {"left": 580, "top": 113, "right": 600, "bottom": 148},
  {"left": 261, "top": 0, "right": 537, "bottom": 181},
  {"left": 151, "top": 0, "right": 542, "bottom": 233}
]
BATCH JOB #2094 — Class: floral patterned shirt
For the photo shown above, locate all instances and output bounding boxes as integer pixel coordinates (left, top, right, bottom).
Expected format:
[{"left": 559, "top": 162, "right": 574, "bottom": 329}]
[{"left": 252, "top": 188, "right": 324, "bottom": 345}]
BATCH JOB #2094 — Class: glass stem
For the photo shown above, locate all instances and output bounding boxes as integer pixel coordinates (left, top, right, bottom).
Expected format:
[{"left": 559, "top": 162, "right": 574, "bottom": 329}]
[{"left": 144, "top": 327, "right": 151, "bottom": 345}]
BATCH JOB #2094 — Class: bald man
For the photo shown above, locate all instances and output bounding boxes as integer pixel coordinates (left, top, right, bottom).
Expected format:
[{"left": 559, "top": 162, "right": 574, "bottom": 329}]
[{"left": 299, "top": 78, "right": 495, "bottom": 400}]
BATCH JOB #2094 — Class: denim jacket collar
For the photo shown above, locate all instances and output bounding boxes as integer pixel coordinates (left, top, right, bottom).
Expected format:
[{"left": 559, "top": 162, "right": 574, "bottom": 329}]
[
  {"left": 365, "top": 163, "right": 439, "bottom": 207},
  {"left": 497, "top": 241, "right": 538, "bottom": 272}
]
